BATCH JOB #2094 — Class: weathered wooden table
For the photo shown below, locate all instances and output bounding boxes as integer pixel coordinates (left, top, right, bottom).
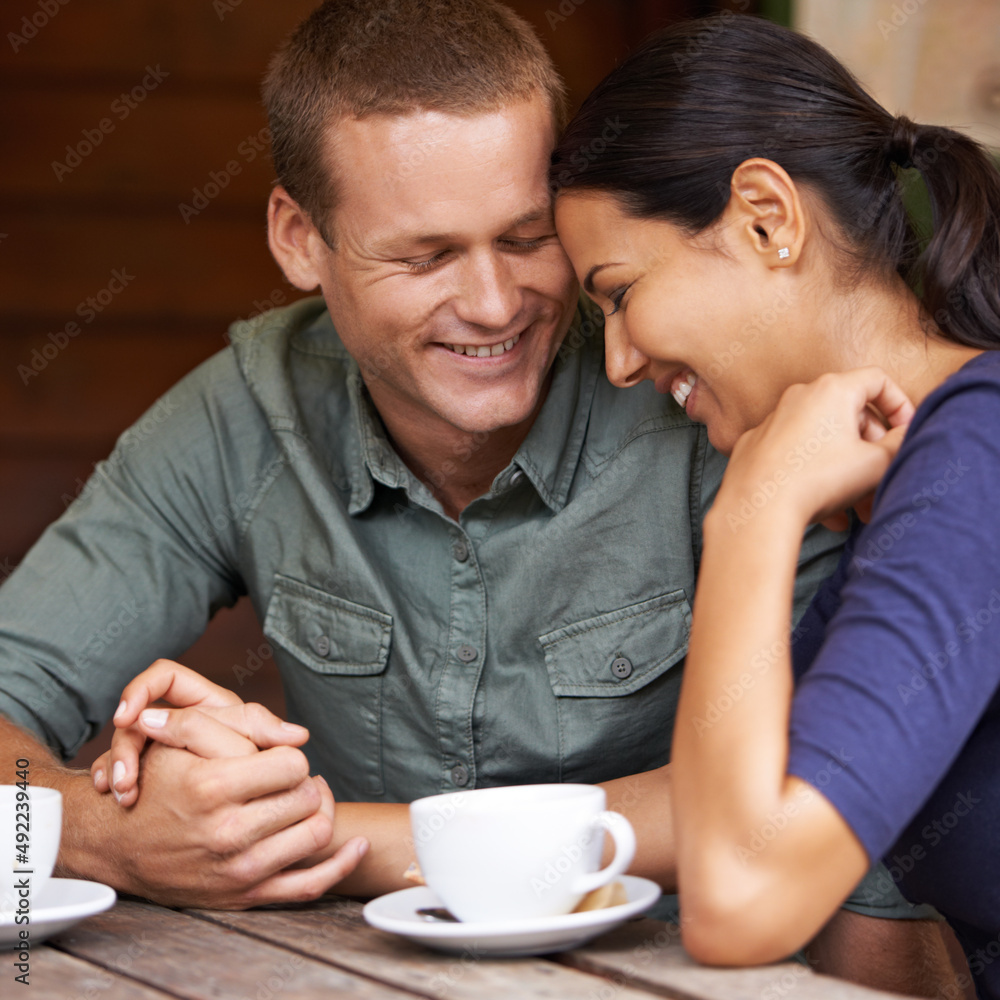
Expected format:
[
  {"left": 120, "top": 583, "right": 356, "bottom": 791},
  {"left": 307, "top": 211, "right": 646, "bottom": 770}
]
[{"left": 23, "top": 895, "right": 903, "bottom": 1000}]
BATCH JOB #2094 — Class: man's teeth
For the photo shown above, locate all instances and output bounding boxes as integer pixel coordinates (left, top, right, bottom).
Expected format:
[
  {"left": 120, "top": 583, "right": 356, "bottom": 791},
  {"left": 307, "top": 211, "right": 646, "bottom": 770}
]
[
  {"left": 448, "top": 334, "right": 520, "bottom": 357},
  {"left": 672, "top": 373, "right": 698, "bottom": 409}
]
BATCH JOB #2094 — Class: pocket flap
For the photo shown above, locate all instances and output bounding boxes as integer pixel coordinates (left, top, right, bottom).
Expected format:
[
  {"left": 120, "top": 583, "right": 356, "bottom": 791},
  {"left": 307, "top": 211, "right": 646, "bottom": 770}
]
[
  {"left": 539, "top": 591, "right": 690, "bottom": 697},
  {"left": 263, "top": 573, "right": 392, "bottom": 676}
]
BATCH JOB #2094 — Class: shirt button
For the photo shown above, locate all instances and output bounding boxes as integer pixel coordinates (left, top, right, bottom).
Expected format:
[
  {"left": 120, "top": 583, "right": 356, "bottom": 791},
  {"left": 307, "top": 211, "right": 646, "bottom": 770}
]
[
  {"left": 452, "top": 539, "right": 469, "bottom": 562},
  {"left": 509, "top": 469, "right": 523, "bottom": 486},
  {"left": 311, "top": 634, "right": 331, "bottom": 658},
  {"left": 457, "top": 644, "right": 478, "bottom": 663},
  {"left": 611, "top": 656, "right": 633, "bottom": 680},
  {"left": 451, "top": 764, "right": 470, "bottom": 787}
]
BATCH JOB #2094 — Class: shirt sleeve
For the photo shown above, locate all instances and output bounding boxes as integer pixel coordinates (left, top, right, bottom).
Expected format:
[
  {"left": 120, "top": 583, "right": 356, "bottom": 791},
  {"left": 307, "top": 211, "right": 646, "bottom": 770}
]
[
  {"left": 787, "top": 373, "right": 1000, "bottom": 863},
  {"left": 0, "top": 350, "right": 265, "bottom": 759}
]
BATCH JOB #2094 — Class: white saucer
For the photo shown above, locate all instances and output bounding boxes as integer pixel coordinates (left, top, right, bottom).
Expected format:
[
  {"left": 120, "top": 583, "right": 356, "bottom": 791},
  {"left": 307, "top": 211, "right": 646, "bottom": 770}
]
[
  {"left": 0, "top": 878, "right": 116, "bottom": 948},
  {"left": 363, "top": 874, "right": 661, "bottom": 956}
]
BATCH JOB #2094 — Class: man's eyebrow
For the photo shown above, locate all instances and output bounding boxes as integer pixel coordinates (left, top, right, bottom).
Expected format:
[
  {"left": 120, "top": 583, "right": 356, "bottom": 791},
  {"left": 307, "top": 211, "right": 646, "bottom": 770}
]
[
  {"left": 368, "top": 232, "right": 456, "bottom": 256},
  {"left": 367, "top": 208, "right": 555, "bottom": 258},
  {"left": 583, "top": 263, "right": 621, "bottom": 296},
  {"left": 505, "top": 207, "right": 553, "bottom": 229}
]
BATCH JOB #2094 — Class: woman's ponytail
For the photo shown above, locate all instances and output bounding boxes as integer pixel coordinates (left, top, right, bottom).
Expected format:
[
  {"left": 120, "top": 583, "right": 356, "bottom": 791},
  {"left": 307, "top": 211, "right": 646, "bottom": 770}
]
[{"left": 905, "top": 121, "right": 1000, "bottom": 348}]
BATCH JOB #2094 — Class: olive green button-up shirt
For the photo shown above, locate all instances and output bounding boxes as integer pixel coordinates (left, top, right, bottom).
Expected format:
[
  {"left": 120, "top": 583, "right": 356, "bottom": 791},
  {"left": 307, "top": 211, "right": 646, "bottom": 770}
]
[{"left": 0, "top": 296, "right": 842, "bottom": 801}]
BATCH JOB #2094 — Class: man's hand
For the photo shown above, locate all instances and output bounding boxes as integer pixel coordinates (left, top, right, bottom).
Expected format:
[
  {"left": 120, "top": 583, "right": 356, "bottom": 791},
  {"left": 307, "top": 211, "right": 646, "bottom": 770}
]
[
  {"left": 0, "top": 713, "right": 367, "bottom": 910},
  {"left": 102, "top": 737, "right": 366, "bottom": 908},
  {"left": 84, "top": 659, "right": 369, "bottom": 903}
]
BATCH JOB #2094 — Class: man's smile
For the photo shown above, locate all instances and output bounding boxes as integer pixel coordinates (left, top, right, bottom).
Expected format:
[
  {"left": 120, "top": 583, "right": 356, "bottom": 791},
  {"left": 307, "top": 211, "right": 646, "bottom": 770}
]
[
  {"left": 431, "top": 325, "right": 533, "bottom": 368},
  {"left": 443, "top": 333, "right": 521, "bottom": 357}
]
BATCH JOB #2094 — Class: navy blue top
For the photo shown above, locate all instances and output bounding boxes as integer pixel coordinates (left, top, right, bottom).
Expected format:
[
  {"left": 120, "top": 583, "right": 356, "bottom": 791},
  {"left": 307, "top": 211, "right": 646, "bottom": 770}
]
[{"left": 788, "top": 351, "right": 1000, "bottom": 997}]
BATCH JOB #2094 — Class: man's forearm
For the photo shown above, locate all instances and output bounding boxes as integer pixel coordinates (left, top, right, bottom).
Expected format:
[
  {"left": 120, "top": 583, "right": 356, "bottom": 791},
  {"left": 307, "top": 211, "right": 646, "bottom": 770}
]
[
  {"left": 600, "top": 764, "right": 676, "bottom": 891},
  {"left": 329, "top": 765, "right": 677, "bottom": 899},
  {"left": 0, "top": 715, "right": 121, "bottom": 887},
  {"left": 323, "top": 802, "right": 413, "bottom": 897}
]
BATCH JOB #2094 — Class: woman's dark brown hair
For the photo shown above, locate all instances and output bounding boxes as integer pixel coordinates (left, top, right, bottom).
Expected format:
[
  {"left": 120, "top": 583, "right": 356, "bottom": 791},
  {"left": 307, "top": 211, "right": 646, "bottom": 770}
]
[{"left": 550, "top": 14, "right": 1000, "bottom": 349}]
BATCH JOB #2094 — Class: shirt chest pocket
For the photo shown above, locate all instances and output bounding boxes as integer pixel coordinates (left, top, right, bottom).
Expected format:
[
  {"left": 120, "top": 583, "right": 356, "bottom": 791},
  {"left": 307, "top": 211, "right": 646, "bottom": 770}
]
[
  {"left": 538, "top": 591, "right": 690, "bottom": 783},
  {"left": 263, "top": 574, "right": 392, "bottom": 796}
]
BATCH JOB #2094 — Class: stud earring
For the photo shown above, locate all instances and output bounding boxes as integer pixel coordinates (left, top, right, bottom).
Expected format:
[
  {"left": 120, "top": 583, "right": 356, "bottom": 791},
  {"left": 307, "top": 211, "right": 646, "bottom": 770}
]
[{"left": 777, "top": 247, "right": 790, "bottom": 260}]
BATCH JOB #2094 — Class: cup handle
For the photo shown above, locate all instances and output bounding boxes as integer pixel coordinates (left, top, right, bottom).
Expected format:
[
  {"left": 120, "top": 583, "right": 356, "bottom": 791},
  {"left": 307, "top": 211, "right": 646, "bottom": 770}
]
[{"left": 572, "top": 810, "right": 636, "bottom": 895}]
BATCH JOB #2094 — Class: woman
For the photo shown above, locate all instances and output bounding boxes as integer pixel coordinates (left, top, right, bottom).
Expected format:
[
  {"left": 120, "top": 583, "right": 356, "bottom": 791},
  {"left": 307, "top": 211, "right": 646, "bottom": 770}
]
[{"left": 552, "top": 13, "right": 1000, "bottom": 995}]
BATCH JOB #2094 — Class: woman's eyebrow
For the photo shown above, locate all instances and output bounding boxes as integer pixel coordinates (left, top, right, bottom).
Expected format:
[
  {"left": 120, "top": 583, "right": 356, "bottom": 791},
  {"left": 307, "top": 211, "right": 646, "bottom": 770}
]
[{"left": 584, "top": 262, "right": 621, "bottom": 295}]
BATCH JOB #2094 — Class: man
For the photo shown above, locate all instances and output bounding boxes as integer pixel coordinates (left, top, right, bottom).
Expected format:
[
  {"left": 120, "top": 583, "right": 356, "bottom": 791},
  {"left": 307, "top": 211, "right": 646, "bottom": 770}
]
[{"left": 0, "top": 0, "right": 956, "bottom": 991}]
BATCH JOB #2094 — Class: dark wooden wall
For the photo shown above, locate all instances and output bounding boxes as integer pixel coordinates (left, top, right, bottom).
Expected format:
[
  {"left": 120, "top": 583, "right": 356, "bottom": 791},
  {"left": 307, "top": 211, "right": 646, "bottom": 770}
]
[{"left": 0, "top": 0, "right": 751, "bottom": 766}]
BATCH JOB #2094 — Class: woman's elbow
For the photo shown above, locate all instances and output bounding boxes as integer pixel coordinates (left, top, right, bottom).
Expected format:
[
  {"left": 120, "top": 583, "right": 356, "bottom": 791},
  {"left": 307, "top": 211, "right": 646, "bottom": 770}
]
[{"left": 679, "top": 874, "right": 811, "bottom": 967}]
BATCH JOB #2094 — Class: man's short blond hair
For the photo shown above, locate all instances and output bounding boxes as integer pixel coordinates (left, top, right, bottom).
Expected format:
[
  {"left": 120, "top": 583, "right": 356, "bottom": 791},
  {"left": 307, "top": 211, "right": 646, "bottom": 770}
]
[{"left": 263, "top": 0, "right": 567, "bottom": 241}]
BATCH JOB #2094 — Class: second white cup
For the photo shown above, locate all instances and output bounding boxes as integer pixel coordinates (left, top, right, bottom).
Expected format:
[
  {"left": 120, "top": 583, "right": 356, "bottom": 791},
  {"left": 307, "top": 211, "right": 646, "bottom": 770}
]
[
  {"left": 0, "top": 785, "right": 62, "bottom": 919},
  {"left": 410, "top": 783, "right": 635, "bottom": 923}
]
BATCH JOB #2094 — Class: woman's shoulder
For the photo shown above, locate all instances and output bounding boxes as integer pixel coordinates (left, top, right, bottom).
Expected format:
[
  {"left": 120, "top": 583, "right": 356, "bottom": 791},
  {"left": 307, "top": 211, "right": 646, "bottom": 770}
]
[
  {"left": 896, "top": 349, "right": 1000, "bottom": 456},
  {"left": 915, "top": 349, "right": 1000, "bottom": 421},
  {"left": 873, "top": 349, "right": 1000, "bottom": 521}
]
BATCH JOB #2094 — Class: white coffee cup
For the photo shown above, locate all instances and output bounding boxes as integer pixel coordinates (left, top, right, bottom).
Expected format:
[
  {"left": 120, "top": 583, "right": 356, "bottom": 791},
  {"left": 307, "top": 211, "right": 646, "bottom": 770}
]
[
  {"left": 410, "top": 783, "right": 636, "bottom": 923},
  {"left": 0, "top": 786, "right": 63, "bottom": 919}
]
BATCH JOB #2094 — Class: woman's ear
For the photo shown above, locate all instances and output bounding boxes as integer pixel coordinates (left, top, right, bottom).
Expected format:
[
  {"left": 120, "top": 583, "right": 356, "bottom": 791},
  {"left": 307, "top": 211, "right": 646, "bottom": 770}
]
[
  {"left": 267, "top": 187, "right": 329, "bottom": 291},
  {"left": 726, "top": 158, "right": 806, "bottom": 268}
]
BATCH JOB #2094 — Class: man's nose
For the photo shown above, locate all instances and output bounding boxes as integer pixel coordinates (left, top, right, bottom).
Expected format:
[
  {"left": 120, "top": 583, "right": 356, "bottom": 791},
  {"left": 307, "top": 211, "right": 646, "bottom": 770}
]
[
  {"left": 453, "top": 251, "right": 521, "bottom": 331},
  {"left": 604, "top": 317, "right": 648, "bottom": 388}
]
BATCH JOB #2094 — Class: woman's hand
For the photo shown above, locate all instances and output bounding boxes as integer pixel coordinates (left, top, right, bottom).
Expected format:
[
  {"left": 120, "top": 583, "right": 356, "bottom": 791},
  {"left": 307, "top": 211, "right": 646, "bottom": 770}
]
[
  {"left": 717, "top": 367, "right": 915, "bottom": 530},
  {"left": 91, "top": 659, "right": 309, "bottom": 806}
]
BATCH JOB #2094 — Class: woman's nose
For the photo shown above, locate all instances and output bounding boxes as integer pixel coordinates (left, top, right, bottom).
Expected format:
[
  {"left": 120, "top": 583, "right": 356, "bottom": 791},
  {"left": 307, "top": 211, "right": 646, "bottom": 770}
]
[{"left": 604, "top": 318, "right": 648, "bottom": 388}]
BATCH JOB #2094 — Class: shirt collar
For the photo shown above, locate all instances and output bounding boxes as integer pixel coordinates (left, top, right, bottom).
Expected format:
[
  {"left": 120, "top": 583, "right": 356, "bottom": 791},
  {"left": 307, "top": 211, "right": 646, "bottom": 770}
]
[
  {"left": 346, "top": 369, "right": 417, "bottom": 515},
  {"left": 337, "top": 298, "right": 603, "bottom": 517},
  {"left": 503, "top": 299, "right": 602, "bottom": 513}
]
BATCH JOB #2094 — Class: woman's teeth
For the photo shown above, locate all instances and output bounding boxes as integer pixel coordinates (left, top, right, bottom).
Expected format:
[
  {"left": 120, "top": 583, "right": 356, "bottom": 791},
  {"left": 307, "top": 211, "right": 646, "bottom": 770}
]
[
  {"left": 448, "top": 334, "right": 520, "bottom": 357},
  {"left": 671, "top": 372, "right": 698, "bottom": 409}
]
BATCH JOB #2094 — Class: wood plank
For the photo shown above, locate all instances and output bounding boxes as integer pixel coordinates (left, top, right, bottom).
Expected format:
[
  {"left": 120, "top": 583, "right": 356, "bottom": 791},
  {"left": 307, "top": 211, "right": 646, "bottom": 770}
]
[
  {"left": 0, "top": 323, "right": 253, "bottom": 450},
  {"left": 0, "top": 0, "right": 650, "bottom": 91},
  {"left": 51, "top": 899, "right": 423, "bottom": 1000},
  {"left": 559, "top": 920, "right": 908, "bottom": 1000},
  {"left": 2, "top": 0, "right": 321, "bottom": 84},
  {"left": 190, "top": 896, "right": 658, "bottom": 1000},
  {"left": 2, "top": 89, "right": 275, "bottom": 207},
  {"left": 505, "top": 0, "right": 632, "bottom": 112},
  {"left": 0, "top": 456, "right": 97, "bottom": 561},
  {"left": 27, "top": 946, "right": 175, "bottom": 1000},
  {"left": 0, "top": 211, "right": 295, "bottom": 323}
]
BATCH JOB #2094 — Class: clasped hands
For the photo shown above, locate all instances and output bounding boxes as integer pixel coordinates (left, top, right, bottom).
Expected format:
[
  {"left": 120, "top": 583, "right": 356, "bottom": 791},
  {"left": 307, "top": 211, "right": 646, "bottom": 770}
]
[{"left": 89, "top": 659, "right": 368, "bottom": 908}]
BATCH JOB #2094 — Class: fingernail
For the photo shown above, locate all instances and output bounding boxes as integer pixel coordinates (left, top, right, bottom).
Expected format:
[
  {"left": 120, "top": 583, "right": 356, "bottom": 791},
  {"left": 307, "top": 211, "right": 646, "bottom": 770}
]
[
  {"left": 112, "top": 760, "right": 126, "bottom": 790},
  {"left": 357, "top": 839, "right": 370, "bottom": 859},
  {"left": 113, "top": 789, "right": 123, "bottom": 805},
  {"left": 316, "top": 774, "right": 329, "bottom": 788},
  {"left": 281, "top": 721, "right": 307, "bottom": 734},
  {"left": 141, "top": 708, "right": 168, "bottom": 729},
  {"left": 113, "top": 700, "right": 127, "bottom": 721},
  {"left": 93, "top": 769, "right": 104, "bottom": 788}
]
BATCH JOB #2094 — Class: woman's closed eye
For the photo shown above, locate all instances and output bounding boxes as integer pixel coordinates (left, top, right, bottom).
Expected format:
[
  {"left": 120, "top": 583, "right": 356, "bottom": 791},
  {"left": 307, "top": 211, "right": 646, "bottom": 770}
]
[{"left": 606, "top": 284, "right": 632, "bottom": 316}]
